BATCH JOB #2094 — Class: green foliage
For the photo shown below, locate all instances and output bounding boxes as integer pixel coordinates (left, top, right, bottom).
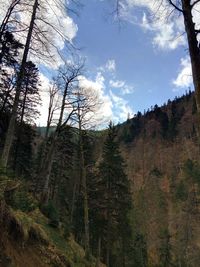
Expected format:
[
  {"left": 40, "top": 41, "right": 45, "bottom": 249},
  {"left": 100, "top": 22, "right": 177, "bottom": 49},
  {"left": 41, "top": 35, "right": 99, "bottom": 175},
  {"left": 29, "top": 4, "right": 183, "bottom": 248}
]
[
  {"left": 158, "top": 191, "right": 167, "bottom": 209},
  {"left": 41, "top": 200, "right": 60, "bottom": 228},
  {"left": 120, "top": 115, "right": 142, "bottom": 143},
  {"left": 175, "top": 181, "right": 188, "bottom": 201},
  {"left": 95, "top": 122, "right": 133, "bottom": 265},
  {"left": 11, "top": 124, "right": 36, "bottom": 178},
  {"left": 159, "top": 228, "right": 171, "bottom": 267},
  {"left": 184, "top": 159, "right": 200, "bottom": 185},
  {"left": 154, "top": 107, "right": 169, "bottom": 139},
  {"left": 12, "top": 189, "right": 38, "bottom": 212},
  {"left": 132, "top": 233, "right": 147, "bottom": 267},
  {"left": 121, "top": 126, "right": 132, "bottom": 143},
  {"left": 150, "top": 168, "right": 162, "bottom": 178}
]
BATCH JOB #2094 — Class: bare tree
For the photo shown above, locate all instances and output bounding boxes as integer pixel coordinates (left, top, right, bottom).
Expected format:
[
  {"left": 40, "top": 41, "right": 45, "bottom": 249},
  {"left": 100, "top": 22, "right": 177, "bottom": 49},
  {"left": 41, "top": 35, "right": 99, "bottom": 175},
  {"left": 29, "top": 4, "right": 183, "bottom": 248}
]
[
  {"left": 40, "top": 62, "right": 83, "bottom": 202},
  {"left": 0, "top": 0, "right": 80, "bottom": 168},
  {"left": 71, "top": 85, "right": 102, "bottom": 258},
  {"left": 45, "top": 80, "right": 60, "bottom": 139}
]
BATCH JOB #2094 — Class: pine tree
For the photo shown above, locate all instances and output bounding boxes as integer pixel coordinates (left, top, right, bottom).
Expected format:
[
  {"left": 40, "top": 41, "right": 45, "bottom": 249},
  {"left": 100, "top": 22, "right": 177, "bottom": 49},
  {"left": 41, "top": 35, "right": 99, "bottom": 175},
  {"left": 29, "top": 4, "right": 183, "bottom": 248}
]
[
  {"left": 13, "top": 61, "right": 41, "bottom": 172},
  {"left": 97, "top": 122, "right": 132, "bottom": 267}
]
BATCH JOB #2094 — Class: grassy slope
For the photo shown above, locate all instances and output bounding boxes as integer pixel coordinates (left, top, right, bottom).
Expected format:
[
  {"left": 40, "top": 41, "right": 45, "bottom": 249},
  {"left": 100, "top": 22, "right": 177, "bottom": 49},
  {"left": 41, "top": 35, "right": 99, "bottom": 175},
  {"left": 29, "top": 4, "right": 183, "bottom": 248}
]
[{"left": 0, "top": 172, "right": 105, "bottom": 267}]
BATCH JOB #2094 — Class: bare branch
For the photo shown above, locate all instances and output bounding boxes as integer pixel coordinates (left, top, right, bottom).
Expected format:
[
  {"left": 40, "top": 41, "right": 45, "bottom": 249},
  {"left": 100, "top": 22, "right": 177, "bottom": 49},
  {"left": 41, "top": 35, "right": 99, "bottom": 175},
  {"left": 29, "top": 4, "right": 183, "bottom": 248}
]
[
  {"left": 191, "top": 0, "right": 200, "bottom": 8},
  {"left": 167, "top": 0, "right": 183, "bottom": 12}
]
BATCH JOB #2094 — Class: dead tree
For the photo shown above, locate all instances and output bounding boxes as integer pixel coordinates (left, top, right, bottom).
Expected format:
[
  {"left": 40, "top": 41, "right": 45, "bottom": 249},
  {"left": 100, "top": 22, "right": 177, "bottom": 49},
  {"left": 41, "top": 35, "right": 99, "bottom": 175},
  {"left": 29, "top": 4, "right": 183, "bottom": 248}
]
[
  {"left": 72, "top": 85, "right": 101, "bottom": 258},
  {"left": 39, "top": 62, "right": 83, "bottom": 202}
]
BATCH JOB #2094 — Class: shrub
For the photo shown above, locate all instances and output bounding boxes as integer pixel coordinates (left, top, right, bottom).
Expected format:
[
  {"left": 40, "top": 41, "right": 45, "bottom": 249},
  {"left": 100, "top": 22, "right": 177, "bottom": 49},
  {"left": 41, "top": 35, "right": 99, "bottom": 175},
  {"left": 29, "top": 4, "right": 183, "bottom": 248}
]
[{"left": 12, "top": 190, "right": 38, "bottom": 212}]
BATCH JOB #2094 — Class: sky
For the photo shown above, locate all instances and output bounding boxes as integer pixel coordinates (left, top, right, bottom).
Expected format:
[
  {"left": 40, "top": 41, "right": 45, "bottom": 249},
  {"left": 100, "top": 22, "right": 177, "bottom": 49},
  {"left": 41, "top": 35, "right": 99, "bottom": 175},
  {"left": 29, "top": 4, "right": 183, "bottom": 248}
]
[
  {"left": 56, "top": 0, "right": 193, "bottom": 127},
  {"left": 66, "top": 0, "right": 191, "bottom": 123},
  {"left": 1, "top": 0, "right": 195, "bottom": 127}
]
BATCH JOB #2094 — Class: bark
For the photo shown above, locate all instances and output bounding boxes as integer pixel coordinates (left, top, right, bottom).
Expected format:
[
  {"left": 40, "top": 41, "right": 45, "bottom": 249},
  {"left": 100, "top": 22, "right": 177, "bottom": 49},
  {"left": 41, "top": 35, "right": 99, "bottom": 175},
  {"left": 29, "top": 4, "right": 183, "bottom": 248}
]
[
  {"left": 1, "top": 0, "right": 39, "bottom": 168},
  {"left": 70, "top": 180, "right": 77, "bottom": 224},
  {"left": 106, "top": 185, "right": 111, "bottom": 267},
  {"left": 96, "top": 236, "right": 101, "bottom": 267},
  {"left": 13, "top": 79, "right": 28, "bottom": 170},
  {"left": 40, "top": 80, "right": 70, "bottom": 202},
  {"left": 78, "top": 112, "right": 90, "bottom": 258},
  {"left": 106, "top": 231, "right": 110, "bottom": 267},
  {"left": 40, "top": 133, "right": 57, "bottom": 202},
  {"left": 39, "top": 86, "right": 58, "bottom": 178},
  {"left": 181, "top": 0, "right": 200, "bottom": 136}
]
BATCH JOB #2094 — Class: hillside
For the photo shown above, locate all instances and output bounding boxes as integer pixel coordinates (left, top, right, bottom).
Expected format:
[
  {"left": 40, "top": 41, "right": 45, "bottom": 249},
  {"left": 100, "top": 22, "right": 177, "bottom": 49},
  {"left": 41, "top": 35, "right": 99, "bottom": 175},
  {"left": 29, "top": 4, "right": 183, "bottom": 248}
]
[
  {"left": 0, "top": 170, "right": 106, "bottom": 267},
  {"left": 1, "top": 91, "right": 200, "bottom": 267},
  {"left": 114, "top": 91, "right": 200, "bottom": 266}
]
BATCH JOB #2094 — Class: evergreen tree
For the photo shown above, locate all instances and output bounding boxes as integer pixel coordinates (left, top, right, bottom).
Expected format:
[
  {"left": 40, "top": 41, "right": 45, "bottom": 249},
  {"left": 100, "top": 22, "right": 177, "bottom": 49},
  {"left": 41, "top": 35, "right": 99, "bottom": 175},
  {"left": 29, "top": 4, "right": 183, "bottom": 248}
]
[
  {"left": 0, "top": 30, "right": 23, "bottom": 67},
  {"left": 12, "top": 61, "right": 40, "bottom": 172},
  {"left": 97, "top": 122, "right": 132, "bottom": 267},
  {"left": 18, "top": 61, "right": 41, "bottom": 124}
]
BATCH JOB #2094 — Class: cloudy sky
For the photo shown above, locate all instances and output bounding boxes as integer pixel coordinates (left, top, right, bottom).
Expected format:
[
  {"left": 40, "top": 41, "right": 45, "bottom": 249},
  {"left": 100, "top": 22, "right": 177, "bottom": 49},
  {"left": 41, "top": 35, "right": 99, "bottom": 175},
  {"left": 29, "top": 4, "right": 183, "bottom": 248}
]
[{"left": 36, "top": 0, "right": 194, "bottom": 126}]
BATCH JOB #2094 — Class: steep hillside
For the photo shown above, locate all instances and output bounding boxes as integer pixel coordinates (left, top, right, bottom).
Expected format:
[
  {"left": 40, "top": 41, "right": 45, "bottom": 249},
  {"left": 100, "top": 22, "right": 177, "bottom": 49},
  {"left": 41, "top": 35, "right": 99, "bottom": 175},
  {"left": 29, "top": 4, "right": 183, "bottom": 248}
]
[
  {"left": 115, "top": 91, "right": 200, "bottom": 266},
  {"left": 0, "top": 172, "right": 105, "bottom": 267},
  {"left": 1, "top": 91, "right": 200, "bottom": 267}
]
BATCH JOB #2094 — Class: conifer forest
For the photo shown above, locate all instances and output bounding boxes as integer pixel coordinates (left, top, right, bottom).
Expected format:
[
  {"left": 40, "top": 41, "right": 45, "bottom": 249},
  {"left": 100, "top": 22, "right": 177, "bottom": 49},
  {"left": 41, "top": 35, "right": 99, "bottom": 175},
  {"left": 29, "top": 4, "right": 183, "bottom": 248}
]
[{"left": 1, "top": 1, "right": 200, "bottom": 266}]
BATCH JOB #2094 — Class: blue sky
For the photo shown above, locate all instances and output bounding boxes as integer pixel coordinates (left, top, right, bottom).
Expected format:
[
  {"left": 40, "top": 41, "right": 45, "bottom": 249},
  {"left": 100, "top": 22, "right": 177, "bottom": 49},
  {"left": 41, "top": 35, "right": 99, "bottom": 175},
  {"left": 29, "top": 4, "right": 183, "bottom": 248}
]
[
  {"left": 36, "top": 0, "right": 194, "bottom": 126},
  {"left": 70, "top": 0, "right": 192, "bottom": 116}
]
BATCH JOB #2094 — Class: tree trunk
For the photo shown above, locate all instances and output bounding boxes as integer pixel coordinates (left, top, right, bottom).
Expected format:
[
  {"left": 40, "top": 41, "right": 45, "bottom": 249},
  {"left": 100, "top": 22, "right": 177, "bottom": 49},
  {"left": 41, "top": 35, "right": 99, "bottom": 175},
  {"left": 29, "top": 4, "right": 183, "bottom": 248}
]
[
  {"left": 181, "top": 0, "right": 200, "bottom": 136},
  {"left": 106, "top": 236, "right": 110, "bottom": 267},
  {"left": 106, "top": 205, "right": 111, "bottom": 267},
  {"left": 96, "top": 236, "right": 101, "bottom": 267},
  {"left": 40, "top": 81, "right": 69, "bottom": 202},
  {"left": 40, "top": 134, "right": 57, "bottom": 202},
  {"left": 1, "top": 0, "right": 38, "bottom": 168},
  {"left": 13, "top": 80, "right": 28, "bottom": 171},
  {"left": 79, "top": 130, "right": 90, "bottom": 258},
  {"left": 70, "top": 180, "right": 77, "bottom": 224}
]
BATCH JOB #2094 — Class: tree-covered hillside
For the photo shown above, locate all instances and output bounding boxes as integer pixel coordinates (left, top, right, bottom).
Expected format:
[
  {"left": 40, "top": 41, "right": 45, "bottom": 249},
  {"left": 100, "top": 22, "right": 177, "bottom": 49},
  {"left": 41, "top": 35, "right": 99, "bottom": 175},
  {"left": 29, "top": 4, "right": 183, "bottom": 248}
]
[
  {"left": 1, "top": 1, "right": 200, "bottom": 267},
  {"left": 1, "top": 86, "right": 200, "bottom": 266}
]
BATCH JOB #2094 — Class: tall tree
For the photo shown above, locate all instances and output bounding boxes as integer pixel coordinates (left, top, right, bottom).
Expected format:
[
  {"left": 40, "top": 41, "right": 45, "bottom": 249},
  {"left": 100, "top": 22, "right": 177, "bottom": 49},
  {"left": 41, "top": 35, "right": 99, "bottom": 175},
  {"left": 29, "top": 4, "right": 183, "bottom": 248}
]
[
  {"left": 0, "top": 0, "right": 79, "bottom": 167},
  {"left": 1, "top": 0, "right": 39, "bottom": 168},
  {"left": 97, "top": 122, "right": 132, "bottom": 267},
  {"left": 73, "top": 86, "right": 101, "bottom": 258},
  {"left": 40, "top": 62, "right": 83, "bottom": 202},
  {"left": 13, "top": 61, "right": 40, "bottom": 171}
]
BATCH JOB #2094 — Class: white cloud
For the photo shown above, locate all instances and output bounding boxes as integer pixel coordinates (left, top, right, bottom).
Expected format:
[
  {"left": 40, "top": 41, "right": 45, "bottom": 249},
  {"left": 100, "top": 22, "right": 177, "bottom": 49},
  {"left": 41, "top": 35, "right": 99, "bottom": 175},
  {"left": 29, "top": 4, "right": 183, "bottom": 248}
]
[
  {"left": 173, "top": 56, "right": 192, "bottom": 89},
  {"left": 109, "top": 79, "right": 134, "bottom": 95},
  {"left": 123, "top": 85, "right": 134, "bottom": 94},
  {"left": 0, "top": 0, "right": 78, "bottom": 69},
  {"left": 34, "top": 71, "right": 135, "bottom": 127},
  {"left": 110, "top": 79, "right": 125, "bottom": 88},
  {"left": 152, "top": 21, "right": 186, "bottom": 50},
  {"left": 109, "top": 90, "right": 134, "bottom": 122},
  {"left": 36, "top": 73, "right": 52, "bottom": 126},
  {"left": 105, "top": 59, "right": 116, "bottom": 72},
  {"left": 121, "top": 0, "right": 186, "bottom": 50},
  {"left": 99, "top": 59, "right": 116, "bottom": 73},
  {"left": 78, "top": 73, "right": 113, "bottom": 126}
]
